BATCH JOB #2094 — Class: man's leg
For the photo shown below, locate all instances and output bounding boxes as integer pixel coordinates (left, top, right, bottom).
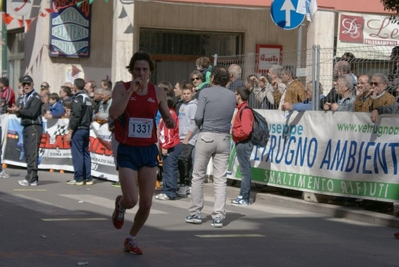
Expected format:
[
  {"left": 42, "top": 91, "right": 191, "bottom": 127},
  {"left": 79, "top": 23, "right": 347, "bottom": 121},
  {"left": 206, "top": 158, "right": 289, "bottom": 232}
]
[
  {"left": 23, "top": 126, "right": 40, "bottom": 183},
  {"left": 211, "top": 133, "right": 231, "bottom": 220},
  {"left": 70, "top": 129, "right": 84, "bottom": 182},
  {"left": 161, "top": 144, "right": 181, "bottom": 199},
  {"left": 130, "top": 166, "right": 157, "bottom": 236},
  {"left": 188, "top": 132, "right": 215, "bottom": 216},
  {"left": 178, "top": 144, "right": 191, "bottom": 185},
  {"left": 235, "top": 141, "right": 253, "bottom": 201},
  {"left": 82, "top": 129, "right": 91, "bottom": 181},
  {"left": 119, "top": 167, "right": 139, "bottom": 210}
]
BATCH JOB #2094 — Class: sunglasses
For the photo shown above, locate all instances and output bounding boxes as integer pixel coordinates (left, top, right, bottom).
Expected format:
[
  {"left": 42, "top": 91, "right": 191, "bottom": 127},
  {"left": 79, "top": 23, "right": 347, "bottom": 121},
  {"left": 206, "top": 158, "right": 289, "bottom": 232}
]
[
  {"left": 22, "top": 83, "right": 31, "bottom": 86},
  {"left": 370, "top": 82, "right": 380, "bottom": 86},
  {"left": 41, "top": 85, "right": 48, "bottom": 88},
  {"left": 191, "top": 77, "right": 200, "bottom": 81}
]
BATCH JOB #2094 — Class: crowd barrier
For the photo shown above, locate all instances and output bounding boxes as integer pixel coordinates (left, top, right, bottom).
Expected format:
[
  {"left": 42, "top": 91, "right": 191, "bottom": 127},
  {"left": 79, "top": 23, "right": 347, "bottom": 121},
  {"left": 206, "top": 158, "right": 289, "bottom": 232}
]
[
  {"left": 227, "top": 110, "right": 399, "bottom": 202},
  {"left": 2, "top": 111, "right": 399, "bottom": 202},
  {"left": 1, "top": 114, "right": 118, "bottom": 182}
]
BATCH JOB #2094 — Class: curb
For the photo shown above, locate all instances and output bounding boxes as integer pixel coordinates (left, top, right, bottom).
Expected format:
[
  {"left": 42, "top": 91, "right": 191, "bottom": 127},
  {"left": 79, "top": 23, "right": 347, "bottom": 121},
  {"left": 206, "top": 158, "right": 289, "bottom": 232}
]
[{"left": 204, "top": 183, "right": 399, "bottom": 229}]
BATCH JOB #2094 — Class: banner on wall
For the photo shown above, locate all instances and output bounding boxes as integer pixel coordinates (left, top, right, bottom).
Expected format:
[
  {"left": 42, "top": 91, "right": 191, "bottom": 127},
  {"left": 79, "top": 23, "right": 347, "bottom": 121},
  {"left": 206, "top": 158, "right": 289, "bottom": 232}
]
[
  {"left": 49, "top": 0, "right": 91, "bottom": 58},
  {"left": 337, "top": 12, "right": 397, "bottom": 60},
  {"left": 3, "top": 115, "right": 118, "bottom": 181},
  {"left": 228, "top": 110, "right": 399, "bottom": 202}
]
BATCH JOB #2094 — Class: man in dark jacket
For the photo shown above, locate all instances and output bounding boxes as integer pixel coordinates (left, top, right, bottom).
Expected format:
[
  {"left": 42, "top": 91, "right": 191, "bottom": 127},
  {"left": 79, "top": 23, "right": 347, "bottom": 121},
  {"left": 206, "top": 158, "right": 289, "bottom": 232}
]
[
  {"left": 8, "top": 76, "right": 43, "bottom": 186},
  {"left": 66, "top": 78, "right": 93, "bottom": 186}
]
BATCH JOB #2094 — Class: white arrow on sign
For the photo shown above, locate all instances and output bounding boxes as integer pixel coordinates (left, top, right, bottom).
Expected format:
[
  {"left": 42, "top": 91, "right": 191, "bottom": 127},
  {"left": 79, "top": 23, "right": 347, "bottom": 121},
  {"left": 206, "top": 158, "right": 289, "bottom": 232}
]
[{"left": 280, "top": 0, "right": 295, "bottom": 27}]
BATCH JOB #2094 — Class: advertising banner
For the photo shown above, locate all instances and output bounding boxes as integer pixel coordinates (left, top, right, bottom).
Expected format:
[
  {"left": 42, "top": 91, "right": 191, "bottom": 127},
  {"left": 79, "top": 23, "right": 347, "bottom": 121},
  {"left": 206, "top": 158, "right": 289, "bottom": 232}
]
[
  {"left": 228, "top": 110, "right": 399, "bottom": 202},
  {"left": 3, "top": 116, "right": 118, "bottom": 181}
]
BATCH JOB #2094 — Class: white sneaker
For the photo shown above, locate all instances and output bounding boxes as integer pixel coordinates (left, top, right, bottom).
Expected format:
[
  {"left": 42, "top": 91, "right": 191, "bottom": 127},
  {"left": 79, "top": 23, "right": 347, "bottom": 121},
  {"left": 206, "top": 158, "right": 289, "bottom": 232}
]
[
  {"left": 177, "top": 186, "right": 188, "bottom": 197},
  {"left": 154, "top": 193, "right": 171, "bottom": 200},
  {"left": 18, "top": 179, "right": 38, "bottom": 186},
  {"left": 0, "top": 171, "right": 9, "bottom": 179}
]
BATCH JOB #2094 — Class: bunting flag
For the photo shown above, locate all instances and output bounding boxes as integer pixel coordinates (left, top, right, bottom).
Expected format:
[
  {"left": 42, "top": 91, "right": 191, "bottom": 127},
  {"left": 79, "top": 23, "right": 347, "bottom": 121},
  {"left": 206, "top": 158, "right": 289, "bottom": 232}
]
[
  {"left": 296, "top": 0, "right": 318, "bottom": 22},
  {"left": 17, "top": 19, "right": 23, "bottom": 27},
  {"left": 2, "top": 13, "right": 14, "bottom": 25},
  {"left": 118, "top": 6, "right": 127, "bottom": 18},
  {"left": 40, "top": 12, "right": 47, "bottom": 17},
  {"left": 24, "top": 18, "right": 36, "bottom": 32},
  {"left": 124, "top": 23, "right": 133, "bottom": 34}
]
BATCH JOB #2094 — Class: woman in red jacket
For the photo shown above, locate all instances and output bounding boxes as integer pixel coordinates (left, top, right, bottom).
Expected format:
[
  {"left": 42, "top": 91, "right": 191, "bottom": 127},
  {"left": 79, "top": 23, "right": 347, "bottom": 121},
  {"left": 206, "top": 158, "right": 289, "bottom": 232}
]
[{"left": 155, "top": 95, "right": 181, "bottom": 200}]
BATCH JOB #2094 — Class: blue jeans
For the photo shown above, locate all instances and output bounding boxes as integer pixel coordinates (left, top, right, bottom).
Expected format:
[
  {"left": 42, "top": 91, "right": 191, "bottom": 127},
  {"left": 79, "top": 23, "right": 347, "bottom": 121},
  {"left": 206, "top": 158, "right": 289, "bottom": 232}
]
[
  {"left": 162, "top": 143, "right": 182, "bottom": 199},
  {"left": 236, "top": 141, "right": 253, "bottom": 200},
  {"left": 71, "top": 129, "right": 91, "bottom": 182}
]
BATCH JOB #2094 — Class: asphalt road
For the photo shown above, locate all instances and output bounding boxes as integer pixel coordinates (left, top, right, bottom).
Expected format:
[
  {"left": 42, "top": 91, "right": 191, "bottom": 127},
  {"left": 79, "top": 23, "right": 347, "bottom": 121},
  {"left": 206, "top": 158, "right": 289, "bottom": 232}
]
[{"left": 0, "top": 166, "right": 398, "bottom": 267}]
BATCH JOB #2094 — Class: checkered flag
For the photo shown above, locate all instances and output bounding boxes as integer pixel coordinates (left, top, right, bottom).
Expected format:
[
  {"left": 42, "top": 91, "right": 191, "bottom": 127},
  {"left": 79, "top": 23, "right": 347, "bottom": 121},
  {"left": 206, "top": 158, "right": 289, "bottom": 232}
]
[
  {"left": 49, "top": 125, "right": 68, "bottom": 145},
  {"left": 53, "top": 125, "right": 68, "bottom": 136},
  {"left": 39, "top": 148, "right": 45, "bottom": 157}
]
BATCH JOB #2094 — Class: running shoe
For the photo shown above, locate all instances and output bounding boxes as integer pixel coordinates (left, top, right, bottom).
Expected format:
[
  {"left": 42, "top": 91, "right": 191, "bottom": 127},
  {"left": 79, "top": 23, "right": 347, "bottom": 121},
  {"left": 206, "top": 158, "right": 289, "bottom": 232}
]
[{"left": 112, "top": 195, "right": 125, "bottom": 229}]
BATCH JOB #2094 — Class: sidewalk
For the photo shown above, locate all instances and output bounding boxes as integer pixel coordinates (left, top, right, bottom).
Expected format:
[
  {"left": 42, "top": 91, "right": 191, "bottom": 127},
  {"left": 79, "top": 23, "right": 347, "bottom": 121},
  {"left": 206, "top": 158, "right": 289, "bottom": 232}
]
[{"left": 211, "top": 180, "right": 399, "bottom": 229}]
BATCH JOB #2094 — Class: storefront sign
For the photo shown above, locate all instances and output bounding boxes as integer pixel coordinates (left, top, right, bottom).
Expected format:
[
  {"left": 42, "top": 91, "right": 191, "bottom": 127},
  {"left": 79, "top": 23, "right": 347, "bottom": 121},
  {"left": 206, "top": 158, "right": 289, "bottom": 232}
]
[
  {"left": 50, "top": 0, "right": 91, "bottom": 58},
  {"left": 337, "top": 12, "right": 397, "bottom": 59},
  {"left": 255, "top": 44, "right": 283, "bottom": 73}
]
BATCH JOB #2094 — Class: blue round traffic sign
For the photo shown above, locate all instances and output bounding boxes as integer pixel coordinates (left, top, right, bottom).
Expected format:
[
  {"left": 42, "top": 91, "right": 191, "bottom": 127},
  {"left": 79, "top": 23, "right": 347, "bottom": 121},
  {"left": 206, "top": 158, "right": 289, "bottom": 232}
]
[{"left": 270, "top": 0, "right": 305, "bottom": 30}]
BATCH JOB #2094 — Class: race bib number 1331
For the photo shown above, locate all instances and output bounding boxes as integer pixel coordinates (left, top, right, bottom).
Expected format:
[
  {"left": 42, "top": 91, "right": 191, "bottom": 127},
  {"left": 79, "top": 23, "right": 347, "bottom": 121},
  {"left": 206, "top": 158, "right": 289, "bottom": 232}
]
[{"left": 128, "top": 117, "right": 153, "bottom": 138}]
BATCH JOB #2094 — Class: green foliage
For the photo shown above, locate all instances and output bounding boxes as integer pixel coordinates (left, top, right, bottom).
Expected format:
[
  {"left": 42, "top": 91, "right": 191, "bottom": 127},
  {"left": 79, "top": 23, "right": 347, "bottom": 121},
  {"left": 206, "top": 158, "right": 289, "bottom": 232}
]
[{"left": 381, "top": 0, "right": 399, "bottom": 13}]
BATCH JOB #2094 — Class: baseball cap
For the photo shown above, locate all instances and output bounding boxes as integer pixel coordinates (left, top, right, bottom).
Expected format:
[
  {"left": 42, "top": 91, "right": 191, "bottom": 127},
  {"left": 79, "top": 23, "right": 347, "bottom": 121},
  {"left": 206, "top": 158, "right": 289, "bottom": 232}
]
[{"left": 22, "top": 75, "right": 33, "bottom": 84}]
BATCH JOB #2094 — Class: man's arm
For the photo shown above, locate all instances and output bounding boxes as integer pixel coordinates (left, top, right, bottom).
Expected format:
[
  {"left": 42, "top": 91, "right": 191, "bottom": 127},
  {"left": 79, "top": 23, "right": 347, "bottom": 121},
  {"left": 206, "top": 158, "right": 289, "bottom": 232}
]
[
  {"left": 109, "top": 79, "right": 143, "bottom": 120},
  {"left": 68, "top": 97, "right": 83, "bottom": 131},
  {"left": 194, "top": 91, "right": 206, "bottom": 128},
  {"left": 109, "top": 83, "right": 130, "bottom": 120}
]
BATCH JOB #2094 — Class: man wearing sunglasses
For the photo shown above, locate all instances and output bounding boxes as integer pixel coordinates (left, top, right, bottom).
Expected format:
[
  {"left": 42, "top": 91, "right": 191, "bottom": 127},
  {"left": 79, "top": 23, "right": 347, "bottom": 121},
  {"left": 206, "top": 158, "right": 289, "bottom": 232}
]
[
  {"left": 367, "top": 73, "right": 395, "bottom": 110},
  {"left": 8, "top": 76, "right": 43, "bottom": 186}
]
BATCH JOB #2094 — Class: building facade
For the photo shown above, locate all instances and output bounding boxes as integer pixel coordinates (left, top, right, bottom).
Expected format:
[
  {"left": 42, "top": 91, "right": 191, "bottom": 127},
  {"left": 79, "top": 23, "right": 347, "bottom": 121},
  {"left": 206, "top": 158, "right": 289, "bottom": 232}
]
[{"left": 1, "top": 0, "right": 392, "bottom": 94}]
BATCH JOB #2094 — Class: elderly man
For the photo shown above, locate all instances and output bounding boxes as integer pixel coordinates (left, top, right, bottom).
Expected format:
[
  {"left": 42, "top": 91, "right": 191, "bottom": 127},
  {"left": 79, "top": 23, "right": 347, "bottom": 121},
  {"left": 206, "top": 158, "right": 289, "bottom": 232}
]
[
  {"left": 324, "top": 74, "right": 355, "bottom": 112},
  {"left": 95, "top": 88, "right": 112, "bottom": 122},
  {"left": 354, "top": 74, "right": 372, "bottom": 112},
  {"left": 366, "top": 73, "right": 395, "bottom": 110},
  {"left": 280, "top": 65, "right": 306, "bottom": 107},
  {"left": 322, "top": 60, "right": 352, "bottom": 106},
  {"left": 253, "top": 65, "right": 285, "bottom": 109},
  {"left": 281, "top": 81, "right": 324, "bottom": 111},
  {"left": 227, "top": 64, "right": 245, "bottom": 92},
  {"left": 185, "top": 65, "right": 236, "bottom": 228},
  {"left": 370, "top": 86, "right": 399, "bottom": 122}
]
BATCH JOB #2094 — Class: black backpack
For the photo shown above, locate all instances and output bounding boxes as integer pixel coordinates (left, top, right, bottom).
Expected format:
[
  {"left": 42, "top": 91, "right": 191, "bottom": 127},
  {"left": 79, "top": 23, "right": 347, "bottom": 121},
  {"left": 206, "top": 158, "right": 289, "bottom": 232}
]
[{"left": 240, "top": 106, "right": 269, "bottom": 147}]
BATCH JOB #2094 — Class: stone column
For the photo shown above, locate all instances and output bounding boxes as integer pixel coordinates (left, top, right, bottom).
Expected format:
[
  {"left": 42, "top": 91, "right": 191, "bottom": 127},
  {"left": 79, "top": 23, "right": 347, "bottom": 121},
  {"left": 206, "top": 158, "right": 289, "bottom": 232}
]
[{"left": 111, "top": 0, "right": 134, "bottom": 83}]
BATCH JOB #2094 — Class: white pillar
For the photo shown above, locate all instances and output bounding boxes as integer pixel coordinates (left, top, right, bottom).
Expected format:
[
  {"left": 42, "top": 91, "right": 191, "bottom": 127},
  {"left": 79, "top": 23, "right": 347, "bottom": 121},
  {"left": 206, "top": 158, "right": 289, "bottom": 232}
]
[
  {"left": 111, "top": 1, "right": 134, "bottom": 83},
  {"left": 306, "top": 10, "right": 336, "bottom": 94}
]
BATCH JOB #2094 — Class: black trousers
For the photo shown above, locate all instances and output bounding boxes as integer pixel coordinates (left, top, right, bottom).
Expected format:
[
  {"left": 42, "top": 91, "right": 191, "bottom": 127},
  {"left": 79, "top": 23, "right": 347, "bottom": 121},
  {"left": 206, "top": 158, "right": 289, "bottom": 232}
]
[
  {"left": 23, "top": 125, "right": 42, "bottom": 183},
  {"left": 178, "top": 143, "right": 194, "bottom": 185}
]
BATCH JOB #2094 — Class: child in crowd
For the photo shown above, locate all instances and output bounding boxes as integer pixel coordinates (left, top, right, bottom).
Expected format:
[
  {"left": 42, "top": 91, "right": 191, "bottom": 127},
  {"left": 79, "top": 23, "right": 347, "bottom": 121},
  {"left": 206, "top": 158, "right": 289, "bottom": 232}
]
[
  {"left": 177, "top": 82, "right": 198, "bottom": 197},
  {"left": 62, "top": 100, "right": 72, "bottom": 118},
  {"left": 154, "top": 95, "right": 181, "bottom": 200},
  {"left": 195, "top": 57, "right": 212, "bottom": 90},
  {"left": 44, "top": 93, "right": 65, "bottom": 119}
]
